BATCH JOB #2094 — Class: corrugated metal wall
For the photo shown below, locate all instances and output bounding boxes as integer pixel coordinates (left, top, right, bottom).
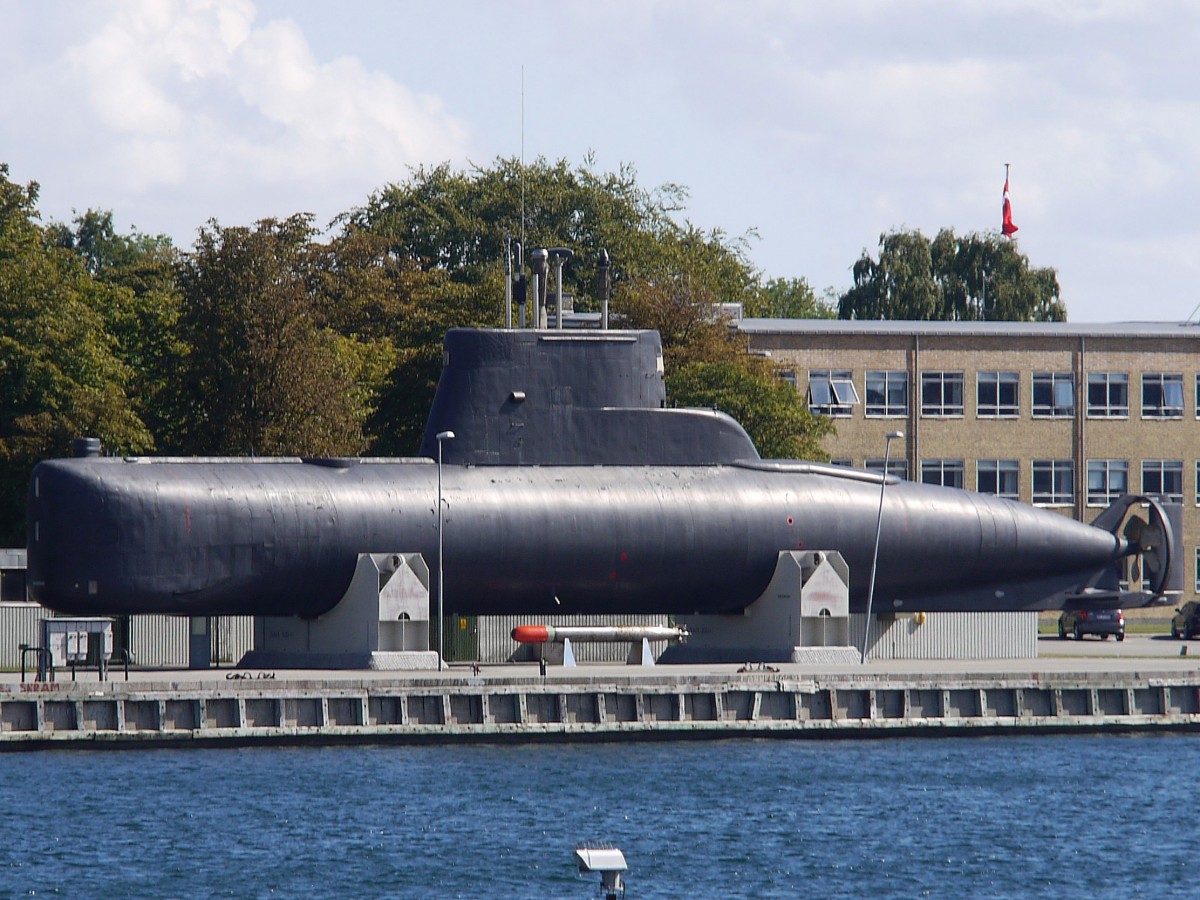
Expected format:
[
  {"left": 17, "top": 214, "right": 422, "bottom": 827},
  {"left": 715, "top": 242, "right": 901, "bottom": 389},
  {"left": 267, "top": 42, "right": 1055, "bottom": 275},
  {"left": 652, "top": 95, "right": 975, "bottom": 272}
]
[
  {"left": 129, "top": 615, "right": 255, "bottom": 666},
  {"left": 477, "top": 614, "right": 672, "bottom": 663},
  {"left": 0, "top": 603, "right": 43, "bottom": 670},
  {"left": 855, "top": 612, "right": 1037, "bottom": 660}
]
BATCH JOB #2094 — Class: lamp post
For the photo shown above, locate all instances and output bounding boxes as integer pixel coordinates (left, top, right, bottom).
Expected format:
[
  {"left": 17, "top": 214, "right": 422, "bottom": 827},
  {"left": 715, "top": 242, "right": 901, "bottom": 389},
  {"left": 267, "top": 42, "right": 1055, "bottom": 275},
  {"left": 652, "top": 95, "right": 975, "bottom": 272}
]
[
  {"left": 862, "top": 430, "right": 904, "bottom": 663},
  {"left": 436, "top": 430, "right": 455, "bottom": 671}
]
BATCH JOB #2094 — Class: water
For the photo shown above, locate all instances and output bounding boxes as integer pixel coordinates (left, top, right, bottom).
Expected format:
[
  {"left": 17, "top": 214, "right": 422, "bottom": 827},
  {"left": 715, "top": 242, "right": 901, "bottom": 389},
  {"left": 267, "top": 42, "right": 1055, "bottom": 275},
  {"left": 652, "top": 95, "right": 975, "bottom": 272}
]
[{"left": 0, "top": 734, "right": 1195, "bottom": 898}]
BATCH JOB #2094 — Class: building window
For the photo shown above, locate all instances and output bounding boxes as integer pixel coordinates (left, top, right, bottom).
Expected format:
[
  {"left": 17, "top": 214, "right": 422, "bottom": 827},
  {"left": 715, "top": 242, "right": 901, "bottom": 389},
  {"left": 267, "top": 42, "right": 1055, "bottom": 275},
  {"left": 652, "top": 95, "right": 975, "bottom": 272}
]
[
  {"left": 977, "top": 371, "right": 1020, "bottom": 418},
  {"left": 779, "top": 369, "right": 796, "bottom": 390},
  {"left": 865, "top": 370, "right": 907, "bottom": 417},
  {"left": 1032, "top": 372, "right": 1074, "bottom": 418},
  {"left": 866, "top": 458, "right": 908, "bottom": 480},
  {"left": 1142, "top": 373, "right": 1184, "bottom": 419},
  {"left": 807, "top": 369, "right": 858, "bottom": 417},
  {"left": 1196, "top": 460, "right": 1200, "bottom": 505},
  {"left": 1087, "top": 459, "right": 1128, "bottom": 506},
  {"left": 1087, "top": 372, "right": 1128, "bottom": 418},
  {"left": 1142, "top": 459, "right": 1183, "bottom": 503},
  {"left": 1032, "top": 460, "right": 1074, "bottom": 506},
  {"left": 921, "top": 459, "right": 964, "bottom": 489},
  {"left": 1195, "top": 547, "right": 1200, "bottom": 592},
  {"left": 977, "top": 459, "right": 1019, "bottom": 499},
  {"left": 921, "top": 372, "right": 964, "bottom": 417}
]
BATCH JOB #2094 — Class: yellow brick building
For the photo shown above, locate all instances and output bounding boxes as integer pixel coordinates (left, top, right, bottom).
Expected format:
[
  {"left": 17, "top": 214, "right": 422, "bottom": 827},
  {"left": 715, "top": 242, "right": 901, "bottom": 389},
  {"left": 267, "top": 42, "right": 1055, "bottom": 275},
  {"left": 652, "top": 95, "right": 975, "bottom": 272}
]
[{"left": 740, "top": 318, "right": 1200, "bottom": 604}]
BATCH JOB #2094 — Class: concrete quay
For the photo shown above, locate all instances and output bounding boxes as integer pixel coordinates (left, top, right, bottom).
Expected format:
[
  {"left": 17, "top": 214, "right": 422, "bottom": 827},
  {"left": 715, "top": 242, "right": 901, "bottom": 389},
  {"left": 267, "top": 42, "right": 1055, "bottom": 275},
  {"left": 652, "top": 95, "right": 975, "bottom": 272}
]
[{"left": 4, "top": 636, "right": 1200, "bottom": 748}]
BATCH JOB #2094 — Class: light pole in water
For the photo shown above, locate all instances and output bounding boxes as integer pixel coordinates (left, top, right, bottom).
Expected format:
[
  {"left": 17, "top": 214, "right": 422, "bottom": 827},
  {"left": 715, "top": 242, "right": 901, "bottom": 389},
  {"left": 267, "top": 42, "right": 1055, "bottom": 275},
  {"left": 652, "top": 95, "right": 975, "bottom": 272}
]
[
  {"left": 862, "top": 430, "right": 904, "bottom": 664},
  {"left": 436, "top": 430, "right": 455, "bottom": 671}
]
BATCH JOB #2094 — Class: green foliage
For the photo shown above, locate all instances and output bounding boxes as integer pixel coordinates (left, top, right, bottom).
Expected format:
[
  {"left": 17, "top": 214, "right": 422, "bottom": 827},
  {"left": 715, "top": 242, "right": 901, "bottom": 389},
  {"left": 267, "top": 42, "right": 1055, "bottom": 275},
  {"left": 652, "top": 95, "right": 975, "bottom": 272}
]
[
  {"left": 0, "top": 166, "right": 152, "bottom": 544},
  {"left": 345, "top": 156, "right": 760, "bottom": 312},
  {"left": 747, "top": 276, "right": 836, "bottom": 319},
  {"left": 51, "top": 210, "right": 186, "bottom": 448},
  {"left": 838, "top": 228, "right": 1065, "bottom": 322},
  {"left": 172, "top": 216, "right": 369, "bottom": 456},
  {"left": 615, "top": 271, "right": 830, "bottom": 459},
  {"left": 670, "top": 358, "right": 833, "bottom": 460}
]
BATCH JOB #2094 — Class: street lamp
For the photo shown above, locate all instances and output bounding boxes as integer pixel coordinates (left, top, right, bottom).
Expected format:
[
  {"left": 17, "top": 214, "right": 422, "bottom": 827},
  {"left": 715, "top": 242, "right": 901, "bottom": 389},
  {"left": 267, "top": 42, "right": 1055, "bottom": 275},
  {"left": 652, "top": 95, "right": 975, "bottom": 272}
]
[
  {"left": 862, "top": 430, "right": 904, "bottom": 663},
  {"left": 436, "top": 430, "right": 455, "bottom": 671}
]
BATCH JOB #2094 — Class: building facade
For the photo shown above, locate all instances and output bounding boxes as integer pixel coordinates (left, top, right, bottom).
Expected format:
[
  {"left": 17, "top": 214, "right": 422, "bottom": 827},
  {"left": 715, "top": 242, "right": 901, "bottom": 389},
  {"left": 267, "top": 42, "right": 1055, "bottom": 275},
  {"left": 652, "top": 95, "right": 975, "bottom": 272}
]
[{"left": 740, "top": 318, "right": 1200, "bottom": 606}]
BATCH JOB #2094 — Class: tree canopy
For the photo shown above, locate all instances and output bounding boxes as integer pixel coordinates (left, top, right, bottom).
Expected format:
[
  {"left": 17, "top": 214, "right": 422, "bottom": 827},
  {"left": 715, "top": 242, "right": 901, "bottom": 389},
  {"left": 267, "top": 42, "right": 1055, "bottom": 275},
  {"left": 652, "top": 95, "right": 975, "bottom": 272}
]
[{"left": 837, "top": 228, "right": 1065, "bottom": 322}]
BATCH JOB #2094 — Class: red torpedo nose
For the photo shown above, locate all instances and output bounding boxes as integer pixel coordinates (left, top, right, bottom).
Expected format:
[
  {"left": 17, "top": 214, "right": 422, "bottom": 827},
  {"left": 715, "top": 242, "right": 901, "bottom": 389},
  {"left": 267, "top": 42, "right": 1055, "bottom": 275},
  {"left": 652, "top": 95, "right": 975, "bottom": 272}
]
[{"left": 511, "top": 625, "right": 551, "bottom": 644}]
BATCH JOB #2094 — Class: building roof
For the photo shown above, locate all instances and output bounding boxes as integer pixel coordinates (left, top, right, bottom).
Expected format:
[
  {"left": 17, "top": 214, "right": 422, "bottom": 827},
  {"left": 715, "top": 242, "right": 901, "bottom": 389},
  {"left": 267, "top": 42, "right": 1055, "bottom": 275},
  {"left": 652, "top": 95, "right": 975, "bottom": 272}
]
[{"left": 738, "top": 318, "right": 1200, "bottom": 340}]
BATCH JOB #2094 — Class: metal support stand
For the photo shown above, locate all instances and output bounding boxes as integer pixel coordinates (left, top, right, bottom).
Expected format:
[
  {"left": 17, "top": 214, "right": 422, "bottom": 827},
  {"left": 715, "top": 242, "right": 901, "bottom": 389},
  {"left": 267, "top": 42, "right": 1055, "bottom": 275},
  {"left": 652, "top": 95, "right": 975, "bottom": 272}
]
[
  {"left": 244, "top": 553, "right": 439, "bottom": 670},
  {"left": 664, "top": 550, "right": 858, "bottom": 664}
]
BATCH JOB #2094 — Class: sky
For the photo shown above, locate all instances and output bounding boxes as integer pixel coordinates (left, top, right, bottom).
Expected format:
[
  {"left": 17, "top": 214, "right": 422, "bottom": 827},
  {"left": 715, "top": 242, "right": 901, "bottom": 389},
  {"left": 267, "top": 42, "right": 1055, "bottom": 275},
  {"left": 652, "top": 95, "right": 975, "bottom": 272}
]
[{"left": 2, "top": 0, "right": 1198, "bottom": 323}]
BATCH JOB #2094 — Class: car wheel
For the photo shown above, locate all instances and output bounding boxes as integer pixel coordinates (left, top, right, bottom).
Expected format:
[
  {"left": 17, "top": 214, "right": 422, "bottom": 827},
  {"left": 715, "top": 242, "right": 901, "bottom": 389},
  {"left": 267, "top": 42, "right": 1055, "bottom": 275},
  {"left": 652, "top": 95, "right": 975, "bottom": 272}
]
[
  {"left": 1172, "top": 624, "right": 1180, "bottom": 639},
  {"left": 1117, "top": 632, "right": 1125, "bottom": 642},
  {"left": 1074, "top": 625, "right": 1083, "bottom": 641},
  {"left": 1058, "top": 623, "right": 1066, "bottom": 640},
  {"left": 1101, "top": 633, "right": 1110, "bottom": 640}
]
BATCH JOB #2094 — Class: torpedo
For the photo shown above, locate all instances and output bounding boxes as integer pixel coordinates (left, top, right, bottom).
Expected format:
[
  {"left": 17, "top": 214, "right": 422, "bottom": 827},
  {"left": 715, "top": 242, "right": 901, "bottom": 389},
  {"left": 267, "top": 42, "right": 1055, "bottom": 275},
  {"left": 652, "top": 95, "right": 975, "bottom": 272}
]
[{"left": 25, "top": 326, "right": 1178, "bottom": 619}]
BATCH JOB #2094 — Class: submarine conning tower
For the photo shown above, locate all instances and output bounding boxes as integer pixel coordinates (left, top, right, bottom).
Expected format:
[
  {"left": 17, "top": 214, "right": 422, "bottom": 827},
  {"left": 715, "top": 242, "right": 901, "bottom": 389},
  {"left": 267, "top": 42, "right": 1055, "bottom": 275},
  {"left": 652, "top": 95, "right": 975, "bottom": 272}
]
[{"left": 418, "top": 328, "right": 761, "bottom": 466}]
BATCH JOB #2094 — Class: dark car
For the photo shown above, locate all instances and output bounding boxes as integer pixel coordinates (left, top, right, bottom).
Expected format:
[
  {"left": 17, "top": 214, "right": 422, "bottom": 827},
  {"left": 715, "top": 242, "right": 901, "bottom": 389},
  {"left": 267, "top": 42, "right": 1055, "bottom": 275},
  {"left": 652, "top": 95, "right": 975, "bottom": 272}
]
[
  {"left": 1058, "top": 608, "right": 1125, "bottom": 641},
  {"left": 1171, "top": 602, "right": 1200, "bottom": 639}
]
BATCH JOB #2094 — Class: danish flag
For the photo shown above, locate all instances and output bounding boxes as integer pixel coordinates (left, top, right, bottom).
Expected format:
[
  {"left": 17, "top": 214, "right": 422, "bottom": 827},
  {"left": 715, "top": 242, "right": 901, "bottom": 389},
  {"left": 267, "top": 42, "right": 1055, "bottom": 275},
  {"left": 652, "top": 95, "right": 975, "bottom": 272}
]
[{"left": 1001, "top": 167, "right": 1018, "bottom": 238}]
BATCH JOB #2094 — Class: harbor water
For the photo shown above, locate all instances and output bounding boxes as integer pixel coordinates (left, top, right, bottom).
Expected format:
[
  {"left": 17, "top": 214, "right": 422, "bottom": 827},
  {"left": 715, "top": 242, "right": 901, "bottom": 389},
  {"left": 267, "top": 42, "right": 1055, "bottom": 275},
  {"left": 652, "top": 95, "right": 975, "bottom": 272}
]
[{"left": 1, "top": 734, "right": 1194, "bottom": 898}]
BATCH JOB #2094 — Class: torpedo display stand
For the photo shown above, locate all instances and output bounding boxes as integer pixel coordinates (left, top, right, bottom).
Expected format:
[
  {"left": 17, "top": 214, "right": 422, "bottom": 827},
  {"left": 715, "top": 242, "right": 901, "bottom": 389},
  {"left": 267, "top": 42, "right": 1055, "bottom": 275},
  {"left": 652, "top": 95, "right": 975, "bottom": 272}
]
[
  {"left": 664, "top": 550, "right": 859, "bottom": 664},
  {"left": 242, "top": 553, "right": 440, "bottom": 670}
]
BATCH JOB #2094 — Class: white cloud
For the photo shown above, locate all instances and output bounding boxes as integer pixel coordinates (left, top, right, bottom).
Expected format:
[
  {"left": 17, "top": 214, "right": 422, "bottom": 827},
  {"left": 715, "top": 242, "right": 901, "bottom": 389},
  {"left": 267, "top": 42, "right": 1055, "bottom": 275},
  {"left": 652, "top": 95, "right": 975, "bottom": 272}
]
[{"left": 40, "top": 0, "right": 469, "bottom": 228}]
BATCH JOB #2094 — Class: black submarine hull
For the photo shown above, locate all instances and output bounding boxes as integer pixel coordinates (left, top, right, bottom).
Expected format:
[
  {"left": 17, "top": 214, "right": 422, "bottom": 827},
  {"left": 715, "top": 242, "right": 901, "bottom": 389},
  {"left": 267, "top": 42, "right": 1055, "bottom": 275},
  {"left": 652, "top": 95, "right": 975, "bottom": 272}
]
[{"left": 27, "top": 455, "right": 1134, "bottom": 618}]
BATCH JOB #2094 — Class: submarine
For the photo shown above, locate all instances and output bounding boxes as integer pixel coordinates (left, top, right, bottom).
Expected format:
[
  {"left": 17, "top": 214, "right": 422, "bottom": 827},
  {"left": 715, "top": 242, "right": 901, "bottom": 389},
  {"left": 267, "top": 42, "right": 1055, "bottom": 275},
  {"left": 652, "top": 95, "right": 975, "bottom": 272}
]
[{"left": 26, "top": 324, "right": 1178, "bottom": 621}]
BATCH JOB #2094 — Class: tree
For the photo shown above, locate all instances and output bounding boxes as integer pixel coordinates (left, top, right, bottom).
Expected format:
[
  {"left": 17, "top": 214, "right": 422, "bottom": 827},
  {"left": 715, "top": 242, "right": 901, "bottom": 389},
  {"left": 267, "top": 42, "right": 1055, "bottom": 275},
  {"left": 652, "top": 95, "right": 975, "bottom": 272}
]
[
  {"left": 615, "top": 267, "right": 831, "bottom": 460},
  {"left": 172, "top": 216, "right": 370, "bottom": 456},
  {"left": 345, "top": 157, "right": 805, "bottom": 453},
  {"left": 746, "top": 276, "right": 836, "bottom": 319},
  {"left": 345, "top": 156, "right": 762, "bottom": 314},
  {"left": 838, "top": 228, "right": 1065, "bottom": 321},
  {"left": 0, "top": 166, "right": 152, "bottom": 543},
  {"left": 49, "top": 210, "right": 186, "bottom": 449}
]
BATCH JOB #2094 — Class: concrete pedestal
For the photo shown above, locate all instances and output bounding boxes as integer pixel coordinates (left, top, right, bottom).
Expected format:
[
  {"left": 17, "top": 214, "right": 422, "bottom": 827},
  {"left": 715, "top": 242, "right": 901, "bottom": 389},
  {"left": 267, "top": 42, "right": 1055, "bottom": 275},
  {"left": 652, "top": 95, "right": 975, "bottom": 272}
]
[
  {"left": 242, "top": 553, "right": 440, "bottom": 670},
  {"left": 663, "top": 551, "right": 857, "bottom": 664}
]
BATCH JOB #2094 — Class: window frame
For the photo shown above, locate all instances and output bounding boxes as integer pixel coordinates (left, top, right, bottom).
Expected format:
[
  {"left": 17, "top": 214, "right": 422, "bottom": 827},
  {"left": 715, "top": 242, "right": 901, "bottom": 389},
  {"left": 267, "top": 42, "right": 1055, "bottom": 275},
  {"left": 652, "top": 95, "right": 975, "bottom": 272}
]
[
  {"left": 977, "top": 371, "right": 1020, "bottom": 418},
  {"left": 1032, "top": 372, "right": 1075, "bottom": 418},
  {"left": 1086, "top": 372, "right": 1129, "bottom": 418},
  {"left": 920, "top": 371, "right": 965, "bottom": 417},
  {"left": 1142, "top": 459, "right": 1184, "bottom": 503},
  {"left": 1141, "top": 372, "right": 1184, "bottom": 419},
  {"left": 920, "top": 458, "right": 965, "bottom": 489},
  {"left": 1086, "top": 459, "right": 1129, "bottom": 507},
  {"left": 807, "top": 369, "right": 859, "bottom": 417},
  {"left": 1032, "top": 459, "right": 1074, "bottom": 506},
  {"left": 976, "top": 459, "right": 1020, "bottom": 500},
  {"left": 864, "top": 370, "right": 908, "bottom": 418}
]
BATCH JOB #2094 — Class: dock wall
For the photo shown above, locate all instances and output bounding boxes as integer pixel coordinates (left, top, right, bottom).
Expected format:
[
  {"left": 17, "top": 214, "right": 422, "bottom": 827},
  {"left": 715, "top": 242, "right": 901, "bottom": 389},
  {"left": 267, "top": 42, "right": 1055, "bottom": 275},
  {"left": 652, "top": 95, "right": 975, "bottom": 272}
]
[{"left": 3, "top": 669, "right": 1199, "bottom": 748}]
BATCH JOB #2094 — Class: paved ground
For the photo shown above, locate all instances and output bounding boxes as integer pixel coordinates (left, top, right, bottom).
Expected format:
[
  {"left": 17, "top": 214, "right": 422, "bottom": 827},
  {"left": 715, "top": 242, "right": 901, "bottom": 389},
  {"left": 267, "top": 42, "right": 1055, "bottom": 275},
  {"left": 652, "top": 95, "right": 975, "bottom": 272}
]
[{"left": 7, "top": 634, "right": 1200, "bottom": 688}]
